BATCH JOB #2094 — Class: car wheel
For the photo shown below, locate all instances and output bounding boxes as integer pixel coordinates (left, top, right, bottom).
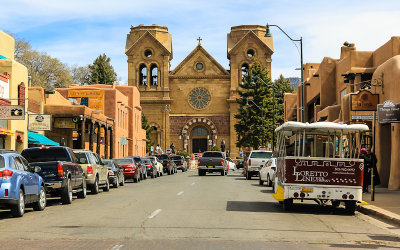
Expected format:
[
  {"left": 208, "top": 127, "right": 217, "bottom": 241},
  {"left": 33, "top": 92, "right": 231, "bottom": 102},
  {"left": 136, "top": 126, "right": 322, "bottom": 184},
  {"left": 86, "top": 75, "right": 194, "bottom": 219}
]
[
  {"left": 11, "top": 189, "right": 25, "bottom": 217},
  {"left": 267, "top": 175, "right": 271, "bottom": 187},
  {"left": 33, "top": 185, "right": 47, "bottom": 211},
  {"left": 120, "top": 175, "right": 125, "bottom": 186},
  {"left": 103, "top": 176, "right": 110, "bottom": 192},
  {"left": 77, "top": 177, "right": 87, "bottom": 199},
  {"left": 283, "top": 199, "right": 293, "bottom": 211},
  {"left": 246, "top": 171, "right": 251, "bottom": 180},
  {"left": 344, "top": 201, "right": 357, "bottom": 215},
  {"left": 91, "top": 177, "right": 99, "bottom": 194},
  {"left": 221, "top": 169, "right": 225, "bottom": 176},
  {"left": 259, "top": 177, "right": 264, "bottom": 186},
  {"left": 331, "top": 200, "right": 340, "bottom": 208},
  {"left": 144, "top": 171, "right": 148, "bottom": 179},
  {"left": 61, "top": 178, "right": 73, "bottom": 204},
  {"left": 113, "top": 176, "right": 119, "bottom": 188}
]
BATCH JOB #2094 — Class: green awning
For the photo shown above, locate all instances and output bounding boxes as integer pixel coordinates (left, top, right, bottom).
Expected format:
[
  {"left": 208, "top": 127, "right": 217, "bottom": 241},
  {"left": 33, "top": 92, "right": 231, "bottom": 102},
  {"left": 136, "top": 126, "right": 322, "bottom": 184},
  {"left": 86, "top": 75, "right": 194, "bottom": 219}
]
[{"left": 28, "top": 132, "right": 60, "bottom": 146}]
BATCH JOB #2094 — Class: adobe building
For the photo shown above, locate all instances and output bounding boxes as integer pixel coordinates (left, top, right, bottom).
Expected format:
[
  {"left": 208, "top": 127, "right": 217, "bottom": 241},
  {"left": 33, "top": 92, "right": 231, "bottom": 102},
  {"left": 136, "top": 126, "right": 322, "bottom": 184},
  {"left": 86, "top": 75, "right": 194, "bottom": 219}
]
[
  {"left": 0, "top": 30, "right": 28, "bottom": 152},
  {"left": 125, "top": 24, "right": 273, "bottom": 157},
  {"left": 284, "top": 37, "right": 400, "bottom": 189},
  {"left": 56, "top": 84, "right": 146, "bottom": 157}
]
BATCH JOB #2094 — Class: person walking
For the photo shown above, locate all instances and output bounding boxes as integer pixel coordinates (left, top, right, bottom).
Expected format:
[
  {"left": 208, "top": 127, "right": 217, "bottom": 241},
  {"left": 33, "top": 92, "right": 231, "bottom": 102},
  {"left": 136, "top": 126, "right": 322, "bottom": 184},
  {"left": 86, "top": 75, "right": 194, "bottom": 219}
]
[
  {"left": 368, "top": 148, "right": 381, "bottom": 188},
  {"left": 359, "top": 148, "right": 370, "bottom": 193}
]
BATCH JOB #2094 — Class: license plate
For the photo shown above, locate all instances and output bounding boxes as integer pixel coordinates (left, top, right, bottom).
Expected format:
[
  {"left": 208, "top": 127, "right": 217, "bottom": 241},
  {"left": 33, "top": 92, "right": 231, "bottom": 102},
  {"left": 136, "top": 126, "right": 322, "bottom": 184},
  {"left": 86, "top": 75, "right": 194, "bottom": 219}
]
[
  {"left": 208, "top": 166, "right": 213, "bottom": 168},
  {"left": 301, "top": 187, "right": 313, "bottom": 193}
]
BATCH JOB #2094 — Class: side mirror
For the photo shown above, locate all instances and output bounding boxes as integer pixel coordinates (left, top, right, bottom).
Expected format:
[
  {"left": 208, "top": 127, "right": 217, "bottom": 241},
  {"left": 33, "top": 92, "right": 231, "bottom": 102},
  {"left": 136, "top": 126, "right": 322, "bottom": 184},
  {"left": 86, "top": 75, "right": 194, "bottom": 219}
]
[{"left": 34, "top": 166, "right": 41, "bottom": 173}]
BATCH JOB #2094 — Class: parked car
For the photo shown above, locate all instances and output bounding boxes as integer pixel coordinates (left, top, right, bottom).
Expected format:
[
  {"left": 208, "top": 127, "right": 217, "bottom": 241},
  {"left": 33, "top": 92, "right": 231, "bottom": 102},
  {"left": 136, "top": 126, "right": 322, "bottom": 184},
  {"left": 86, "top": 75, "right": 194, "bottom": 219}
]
[
  {"left": 171, "top": 155, "right": 187, "bottom": 172},
  {"left": 245, "top": 150, "right": 273, "bottom": 180},
  {"left": 131, "top": 156, "right": 147, "bottom": 180},
  {"left": 73, "top": 149, "right": 109, "bottom": 194},
  {"left": 259, "top": 158, "right": 277, "bottom": 187},
  {"left": 226, "top": 157, "right": 237, "bottom": 171},
  {"left": 114, "top": 158, "right": 140, "bottom": 183},
  {"left": 156, "top": 154, "right": 175, "bottom": 175},
  {"left": 236, "top": 159, "right": 244, "bottom": 169},
  {"left": 0, "top": 153, "right": 46, "bottom": 217},
  {"left": 21, "top": 146, "right": 86, "bottom": 204},
  {"left": 103, "top": 159, "right": 125, "bottom": 188},
  {"left": 141, "top": 158, "right": 157, "bottom": 178},
  {"left": 198, "top": 151, "right": 228, "bottom": 176},
  {"left": 146, "top": 156, "right": 163, "bottom": 177}
]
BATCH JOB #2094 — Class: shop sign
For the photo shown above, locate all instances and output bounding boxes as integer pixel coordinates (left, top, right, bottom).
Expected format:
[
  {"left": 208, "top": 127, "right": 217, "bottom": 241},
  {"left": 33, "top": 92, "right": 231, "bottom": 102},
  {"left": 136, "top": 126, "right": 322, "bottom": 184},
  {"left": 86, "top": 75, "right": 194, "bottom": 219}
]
[
  {"left": 351, "top": 115, "right": 375, "bottom": 120},
  {"left": 28, "top": 114, "right": 51, "bottom": 131},
  {"left": 54, "top": 118, "right": 76, "bottom": 129},
  {"left": 378, "top": 100, "right": 400, "bottom": 124},
  {"left": 120, "top": 137, "right": 127, "bottom": 146},
  {"left": 68, "top": 90, "right": 105, "bottom": 114},
  {"left": 350, "top": 90, "right": 379, "bottom": 111},
  {"left": 0, "top": 105, "right": 25, "bottom": 120},
  {"left": 72, "top": 131, "right": 79, "bottom": 140}
]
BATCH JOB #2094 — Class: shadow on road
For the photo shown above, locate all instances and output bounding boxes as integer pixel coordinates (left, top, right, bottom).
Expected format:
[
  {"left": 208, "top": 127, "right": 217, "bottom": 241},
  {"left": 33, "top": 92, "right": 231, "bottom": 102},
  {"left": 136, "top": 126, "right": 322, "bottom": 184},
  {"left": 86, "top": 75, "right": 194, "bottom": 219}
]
[{"left": 226, "top": 200, "right": 354, "bottom": 215}]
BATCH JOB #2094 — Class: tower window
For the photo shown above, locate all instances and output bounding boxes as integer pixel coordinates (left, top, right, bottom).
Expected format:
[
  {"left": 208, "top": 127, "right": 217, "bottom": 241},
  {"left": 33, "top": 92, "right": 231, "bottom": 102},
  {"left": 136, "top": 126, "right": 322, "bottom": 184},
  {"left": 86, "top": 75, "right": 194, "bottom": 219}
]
[
  {"left": 139, "top": 64, "right": 147, "bottom": 86},
  {"left": 247, "top": 49, "right": 255, "bottom": 57},
  {"left": 241, "top": 63, "right": 249, "bottom": 85},
  {"left": 150, "top": 64, "right": 158, "bottom": 86},
  {"left": 196, "top": 62, "right": 204, "bottom": 70},
  {"left": 144, "top": 49, "right": 152, "bottom": 58}
]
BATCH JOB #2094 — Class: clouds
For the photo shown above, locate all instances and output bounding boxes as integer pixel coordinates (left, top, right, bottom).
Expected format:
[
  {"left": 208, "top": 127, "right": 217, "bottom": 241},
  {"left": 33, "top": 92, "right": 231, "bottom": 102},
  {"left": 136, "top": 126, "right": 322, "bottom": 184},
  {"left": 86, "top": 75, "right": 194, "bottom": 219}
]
[{"left": 3, "top": 0, "right": 400, "bottom": 83}]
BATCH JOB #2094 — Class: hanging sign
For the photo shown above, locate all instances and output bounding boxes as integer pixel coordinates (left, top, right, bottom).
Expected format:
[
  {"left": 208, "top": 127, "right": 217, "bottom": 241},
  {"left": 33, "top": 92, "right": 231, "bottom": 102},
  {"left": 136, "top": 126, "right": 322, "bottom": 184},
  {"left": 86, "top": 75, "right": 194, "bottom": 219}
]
[
  {"left": 378, "top": 100, "right": 400, "bottom": 124},
  {"left": 28, "top": 114, "right": 51, "bottom": 131},
  {"left": 0, "top": 105, "right": 25, "bottom": 120},
  {"left": 350, "top": 90, "right": 379, "bottom": 111}
]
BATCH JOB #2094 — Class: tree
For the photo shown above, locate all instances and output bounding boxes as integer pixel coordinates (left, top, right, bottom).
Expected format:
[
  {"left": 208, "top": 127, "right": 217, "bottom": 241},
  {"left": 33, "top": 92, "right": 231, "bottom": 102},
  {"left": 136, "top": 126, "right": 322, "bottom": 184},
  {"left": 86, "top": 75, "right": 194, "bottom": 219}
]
[
  {"left": 142, "top": 113, "right": 154, "bottom": 153},
  {"left": 234, "top": 60, "right": 272, "bottom": 149},
  {"left": 87, "top": 54, "right": 117, "bottom": 85},
  {"left": 70, "top": 64, "right": 90, "bottom": 85}
]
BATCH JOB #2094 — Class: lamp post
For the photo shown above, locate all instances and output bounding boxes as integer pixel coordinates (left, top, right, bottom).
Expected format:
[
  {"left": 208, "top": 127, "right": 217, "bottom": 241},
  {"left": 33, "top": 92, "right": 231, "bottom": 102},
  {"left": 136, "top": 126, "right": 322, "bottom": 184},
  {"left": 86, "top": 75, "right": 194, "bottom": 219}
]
[
  {"left": 164, "top": 105, "right": 168, "bottom": 151},
  {"left": 265, "top": 24, "right": 304, "bottom": 123}
]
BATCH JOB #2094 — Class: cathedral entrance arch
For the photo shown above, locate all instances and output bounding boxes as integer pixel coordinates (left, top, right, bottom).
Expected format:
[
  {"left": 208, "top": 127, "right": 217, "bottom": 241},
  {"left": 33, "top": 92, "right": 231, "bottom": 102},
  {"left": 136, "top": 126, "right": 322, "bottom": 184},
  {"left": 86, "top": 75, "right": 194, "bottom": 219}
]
[{"left": 181, "top": 118, "right": 218, "bottom": 154}]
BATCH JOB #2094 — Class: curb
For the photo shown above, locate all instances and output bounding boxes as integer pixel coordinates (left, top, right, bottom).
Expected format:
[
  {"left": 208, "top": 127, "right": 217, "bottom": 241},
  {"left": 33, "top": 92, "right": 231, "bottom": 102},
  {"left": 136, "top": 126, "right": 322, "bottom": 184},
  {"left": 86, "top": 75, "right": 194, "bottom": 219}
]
[{"left": 357, "top": 204, "right": 400, "bottom": 227}]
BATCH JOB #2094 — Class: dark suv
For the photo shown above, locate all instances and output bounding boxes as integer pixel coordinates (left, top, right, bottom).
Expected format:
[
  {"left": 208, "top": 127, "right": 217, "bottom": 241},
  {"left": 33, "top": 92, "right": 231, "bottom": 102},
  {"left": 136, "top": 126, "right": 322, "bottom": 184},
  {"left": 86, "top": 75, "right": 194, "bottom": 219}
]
[
  {"left": 171, "top": 155, "right": 187, "bottom": 172},
  {"left": 156, "top": 154, "right": 176, "bottom": 175}
]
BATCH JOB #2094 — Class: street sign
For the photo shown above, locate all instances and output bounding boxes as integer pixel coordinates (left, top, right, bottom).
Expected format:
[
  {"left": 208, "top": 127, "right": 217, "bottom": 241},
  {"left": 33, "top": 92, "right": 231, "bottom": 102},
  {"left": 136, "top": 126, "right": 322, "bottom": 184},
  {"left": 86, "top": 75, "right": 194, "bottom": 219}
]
[
  {"left": 150, "top": 146, "right": 154, "bottom": 152},
  {"left": 28, "top": 114, "right": 51, "bottom": 131},
  {"left": 120, "top": 137, "right": 127, "bottom": 146},
  {"left": 166, "top": 148, "right": 172, "bottom": 155},
  {"left": 0, "top": 105, "right": 25, "bottom": 120},
  {"left": 378, "top": 100, "right": 400, "bottom": 124},
  {"left": 351, "top": 115, "right": 375, "bottom": 120}
]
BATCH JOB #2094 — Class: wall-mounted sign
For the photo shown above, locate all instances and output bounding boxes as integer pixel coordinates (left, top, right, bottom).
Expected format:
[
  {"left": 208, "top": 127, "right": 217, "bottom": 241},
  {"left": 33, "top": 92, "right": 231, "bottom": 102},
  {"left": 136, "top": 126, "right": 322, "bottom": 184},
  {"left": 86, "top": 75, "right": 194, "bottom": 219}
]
[
  {"left": 378, "top": 100, "right": 400, "bottom": 124},
  {"left": 28, "top": 114, "right": 51, "bottom": 131},
  {"left": 350, "top": 90, "right": 379, "bottom": 111},
  {"left": 351, "top": 115, "right": 375, "bottom": 120},
  {"left": 0, "top": 105, "right": 25, "bottom": 120},
  {"left": 54, "top": 118, "right": 76, "bottom": 129},
  {"left": 120, "top": 137, "right": 127, "bottom": 146},
  {"left": 68, "top": 90, "right": 105, "bottom": 114},
  {"left": 72, "top": 131, "right": 79, "bottom": 140}
]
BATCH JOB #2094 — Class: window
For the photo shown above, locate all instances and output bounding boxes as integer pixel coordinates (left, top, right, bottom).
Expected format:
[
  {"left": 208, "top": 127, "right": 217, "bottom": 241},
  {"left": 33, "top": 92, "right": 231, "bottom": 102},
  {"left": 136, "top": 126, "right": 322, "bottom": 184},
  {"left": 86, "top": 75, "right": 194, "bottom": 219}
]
[
  {"left": 191, "top": 127, "right": 208, "bottom": 136},
  {"left": 188, "top": 87, "right": 211, "bottom": 110},
  {"left": 139, "top": 64, "right": 147, "bottom": 86},
  {"left": 247, "top": 49, "right": 255, "bottom": 57},
  {"left": 144, "top": 49, "right": 152, "bottom": 58},
  {"left": 250, "top": 151, "right": 273, "bottom": 159},
  {"left": 196, "top": 62, "right": 203, "bottom": 70},
  {"left": 241, "top": 64, "right": 249, "bottom": 85},
  {"left": 150, "top": 64, "right": 158, "bottom": 86}
]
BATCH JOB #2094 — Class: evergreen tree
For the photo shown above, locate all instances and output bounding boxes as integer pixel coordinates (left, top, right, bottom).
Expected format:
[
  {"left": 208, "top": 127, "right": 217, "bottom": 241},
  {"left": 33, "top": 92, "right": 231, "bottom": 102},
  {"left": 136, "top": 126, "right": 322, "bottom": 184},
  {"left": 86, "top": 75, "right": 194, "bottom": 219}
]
[
  {"left": 142, "top": 113, "right": 154, "bottom": 153},
  {"left": 234, "top": 60, "right": 273, "bottom": 149},
  {"left": 87, "top": 54, "right": 117, "bottom": 85}
]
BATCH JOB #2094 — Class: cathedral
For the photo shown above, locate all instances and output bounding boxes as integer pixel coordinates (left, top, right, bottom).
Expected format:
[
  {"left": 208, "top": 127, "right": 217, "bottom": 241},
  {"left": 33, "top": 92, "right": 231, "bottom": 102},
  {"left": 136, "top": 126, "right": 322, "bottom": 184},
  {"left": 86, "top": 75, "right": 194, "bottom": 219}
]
[{"left": 125, "top": 24, "right": 274, "bottom": 157}]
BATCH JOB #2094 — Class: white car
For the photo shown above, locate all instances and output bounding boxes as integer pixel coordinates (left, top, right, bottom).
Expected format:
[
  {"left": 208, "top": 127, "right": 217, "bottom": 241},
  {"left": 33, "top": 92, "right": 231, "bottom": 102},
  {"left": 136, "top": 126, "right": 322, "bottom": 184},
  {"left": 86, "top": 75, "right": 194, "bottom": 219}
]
[
  {"left": 246, "top": 150, "right": 273, "bottom": 179},
  {"left": 259, "top": 158, "right": 277, "bottom": 187},
  {"left": 226, "top": 157, "right": 237, "bottom": 171},
  {"left": 146, "top": 156, "right": 164, "bottom": 176}
]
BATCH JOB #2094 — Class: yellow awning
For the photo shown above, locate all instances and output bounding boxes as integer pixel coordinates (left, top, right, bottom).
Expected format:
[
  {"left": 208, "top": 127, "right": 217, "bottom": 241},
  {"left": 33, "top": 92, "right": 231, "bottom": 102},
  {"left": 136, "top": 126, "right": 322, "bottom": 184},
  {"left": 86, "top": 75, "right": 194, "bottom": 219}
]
[{"left": 0, "top": 128, "right": 14, "bottom": 136}]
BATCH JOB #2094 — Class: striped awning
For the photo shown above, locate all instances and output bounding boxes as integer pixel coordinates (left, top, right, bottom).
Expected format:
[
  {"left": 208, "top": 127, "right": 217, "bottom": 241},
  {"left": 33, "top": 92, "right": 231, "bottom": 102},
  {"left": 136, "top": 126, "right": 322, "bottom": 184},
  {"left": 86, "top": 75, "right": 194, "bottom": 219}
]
[{"left": 0, "top": 128, "right": 14, "bottom": 136}]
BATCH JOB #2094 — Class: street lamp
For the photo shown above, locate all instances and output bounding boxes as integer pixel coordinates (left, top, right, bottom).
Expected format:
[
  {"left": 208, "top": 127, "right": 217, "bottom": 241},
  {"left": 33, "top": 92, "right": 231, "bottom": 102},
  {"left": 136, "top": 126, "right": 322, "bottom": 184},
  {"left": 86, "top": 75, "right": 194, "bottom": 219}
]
[
  {"left": 265, "top": 24, "right": 305, "bottom": 123},
  {"left": 164, "top": 105, "right": 169, "bottom": 151}
]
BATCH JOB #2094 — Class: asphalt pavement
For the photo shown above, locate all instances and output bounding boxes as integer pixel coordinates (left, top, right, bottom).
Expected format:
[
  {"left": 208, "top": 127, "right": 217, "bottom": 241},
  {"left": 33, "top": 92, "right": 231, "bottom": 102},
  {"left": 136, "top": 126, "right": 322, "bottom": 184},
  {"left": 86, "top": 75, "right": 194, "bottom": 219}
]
[{"left": 0, "top": 170, "right": 400, "bottom": 249}]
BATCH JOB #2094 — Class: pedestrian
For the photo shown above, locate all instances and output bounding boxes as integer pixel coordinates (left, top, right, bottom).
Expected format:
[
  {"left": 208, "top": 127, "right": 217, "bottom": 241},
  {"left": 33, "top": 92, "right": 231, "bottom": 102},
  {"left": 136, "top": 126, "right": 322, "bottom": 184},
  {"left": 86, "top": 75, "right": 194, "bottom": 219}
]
[
  {"left": 156, "top": 144, "right": 162, "bottom": 155},
  {"left": 368, "top": 148, "right": 381, "bottom": 188},
  {"left": 359, "top": 148, "right": 370, "bottom": 193},
  {"left": 170, "top": 143, "right": 175, "bottom": 154}
]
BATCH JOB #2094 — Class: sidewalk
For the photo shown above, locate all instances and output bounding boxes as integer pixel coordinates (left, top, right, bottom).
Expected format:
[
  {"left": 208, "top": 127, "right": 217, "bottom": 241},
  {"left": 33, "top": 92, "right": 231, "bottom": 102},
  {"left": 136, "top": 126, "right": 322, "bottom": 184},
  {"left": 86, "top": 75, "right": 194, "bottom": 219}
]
[{"left": 357, "top": 187, "right": 400, "bottom": 226}]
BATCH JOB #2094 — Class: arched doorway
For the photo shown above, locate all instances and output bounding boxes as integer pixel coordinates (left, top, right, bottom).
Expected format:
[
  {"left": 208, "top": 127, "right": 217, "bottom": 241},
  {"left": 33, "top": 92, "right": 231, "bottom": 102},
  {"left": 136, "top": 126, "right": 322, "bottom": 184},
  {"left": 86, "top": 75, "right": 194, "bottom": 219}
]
[{"left": 191, "top": 126, "right": 209, "bottom": 153}]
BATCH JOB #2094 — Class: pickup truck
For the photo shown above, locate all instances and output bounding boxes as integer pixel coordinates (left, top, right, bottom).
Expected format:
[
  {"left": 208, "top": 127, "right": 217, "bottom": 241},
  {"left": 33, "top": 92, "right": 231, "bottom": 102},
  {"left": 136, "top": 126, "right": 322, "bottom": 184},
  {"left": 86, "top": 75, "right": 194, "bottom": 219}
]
[
  {"left": 245, "top": 150, "right": 273, "bottom": 180},
  {"left": 21, "top": 146, "right": 86, "bottom": 204},
  {"left": 198, "top": 151, "right": 227, "bottom": 176}
]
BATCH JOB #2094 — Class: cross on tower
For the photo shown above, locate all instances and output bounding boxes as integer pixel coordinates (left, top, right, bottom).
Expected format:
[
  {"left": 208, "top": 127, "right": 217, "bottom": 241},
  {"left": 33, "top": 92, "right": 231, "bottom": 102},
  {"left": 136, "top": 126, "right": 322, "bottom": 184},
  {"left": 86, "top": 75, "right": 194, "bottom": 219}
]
[{"left": 197, "top": 37, "right": 202, "bottom": 45}]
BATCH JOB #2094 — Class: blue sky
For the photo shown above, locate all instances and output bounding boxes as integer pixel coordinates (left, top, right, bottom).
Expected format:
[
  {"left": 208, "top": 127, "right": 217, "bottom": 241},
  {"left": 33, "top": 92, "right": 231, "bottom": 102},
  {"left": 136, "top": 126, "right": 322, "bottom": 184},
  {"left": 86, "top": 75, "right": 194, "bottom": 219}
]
[{"left": 3, "top": 0, "right": 400, "bottom": 84}]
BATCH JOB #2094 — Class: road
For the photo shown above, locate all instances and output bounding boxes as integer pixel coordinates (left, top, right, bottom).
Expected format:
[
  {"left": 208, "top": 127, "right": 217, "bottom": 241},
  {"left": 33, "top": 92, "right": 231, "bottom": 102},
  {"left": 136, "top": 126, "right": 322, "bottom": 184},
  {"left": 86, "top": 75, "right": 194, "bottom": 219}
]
[{"left": 1, "top": 170, "right": 400, "bottom": 249}]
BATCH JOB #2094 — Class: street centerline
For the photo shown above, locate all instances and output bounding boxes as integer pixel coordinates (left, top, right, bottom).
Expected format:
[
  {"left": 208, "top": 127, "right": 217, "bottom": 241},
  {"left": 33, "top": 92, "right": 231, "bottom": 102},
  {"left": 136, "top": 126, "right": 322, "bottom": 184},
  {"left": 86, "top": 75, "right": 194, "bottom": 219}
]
[
  {"left": 177, "top": 191, "right": 184, "bottom": 196},
  {"left": 148, "top": 209, "right": 162, "bottom": 219}
]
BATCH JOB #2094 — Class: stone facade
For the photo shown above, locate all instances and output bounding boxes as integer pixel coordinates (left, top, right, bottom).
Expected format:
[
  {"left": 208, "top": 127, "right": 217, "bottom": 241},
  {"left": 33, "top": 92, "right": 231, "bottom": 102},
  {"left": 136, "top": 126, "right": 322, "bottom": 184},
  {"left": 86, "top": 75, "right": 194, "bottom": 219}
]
[{"left": 126, "top": 24, "right": 273, "bottom": 157}]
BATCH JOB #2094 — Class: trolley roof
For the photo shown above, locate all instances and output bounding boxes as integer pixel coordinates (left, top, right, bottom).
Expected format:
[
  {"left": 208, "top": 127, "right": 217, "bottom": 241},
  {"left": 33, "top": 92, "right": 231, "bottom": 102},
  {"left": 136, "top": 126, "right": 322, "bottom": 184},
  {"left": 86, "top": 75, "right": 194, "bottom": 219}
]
[{"left": 275, "top": 121, "right": 369, "bottom": 134}]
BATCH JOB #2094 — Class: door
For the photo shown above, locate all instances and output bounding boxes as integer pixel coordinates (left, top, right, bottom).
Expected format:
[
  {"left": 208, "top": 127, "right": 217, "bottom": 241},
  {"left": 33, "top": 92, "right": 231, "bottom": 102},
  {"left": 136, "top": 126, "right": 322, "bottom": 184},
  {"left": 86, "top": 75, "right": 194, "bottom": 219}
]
[{"left": 192, "top": 139, "right": 207, "bottom": 153}]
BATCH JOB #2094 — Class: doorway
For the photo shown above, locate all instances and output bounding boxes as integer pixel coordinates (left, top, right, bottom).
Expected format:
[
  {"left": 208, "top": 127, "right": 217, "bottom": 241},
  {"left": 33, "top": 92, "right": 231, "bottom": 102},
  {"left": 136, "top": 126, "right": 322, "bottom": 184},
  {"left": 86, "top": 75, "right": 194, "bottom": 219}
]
[{"left": 192, "top": 139, "right": 207, "bottom": 153}]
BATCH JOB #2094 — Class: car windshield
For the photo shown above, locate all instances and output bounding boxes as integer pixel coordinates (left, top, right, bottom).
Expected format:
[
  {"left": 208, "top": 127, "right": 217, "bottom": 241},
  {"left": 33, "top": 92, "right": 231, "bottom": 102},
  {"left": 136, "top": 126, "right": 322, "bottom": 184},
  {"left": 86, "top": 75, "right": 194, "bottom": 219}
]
[
  {"left": 250, "top": 152, "right": 273, "bottom": 159},
  {"left": 114, "top": 158, "right": 133, "bottom": 165},
  {"left": 202, "top": 152, "right": 223, "bottom": 158},
  {"left": 74, "top": 152, "right": 88, "bottom": 164},
  {"left": 22, "top": 148, "right": 71, "bottom": 162},
  {"left": 0, "top": 156, "right": 5, "bottom": 168},
  {"left": 171, "top": 156, "right": 181, "bottom": 160}
]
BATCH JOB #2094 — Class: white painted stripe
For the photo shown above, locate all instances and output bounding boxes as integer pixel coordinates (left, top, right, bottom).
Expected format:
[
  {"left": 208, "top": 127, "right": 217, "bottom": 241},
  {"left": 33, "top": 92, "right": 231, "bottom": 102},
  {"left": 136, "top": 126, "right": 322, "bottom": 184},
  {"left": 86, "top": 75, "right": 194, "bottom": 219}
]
[
  {"left": 111, "top": 244, "right": 124, "bottom": 250},
  {"left": 177, "top": 191, "right": 184, "bottom": 196},
  {"left": 191, "top": 182, "right": 195, "bottom": 185},
  {"left": 148, "top": 209, "right": 162, "bottom": 219}
]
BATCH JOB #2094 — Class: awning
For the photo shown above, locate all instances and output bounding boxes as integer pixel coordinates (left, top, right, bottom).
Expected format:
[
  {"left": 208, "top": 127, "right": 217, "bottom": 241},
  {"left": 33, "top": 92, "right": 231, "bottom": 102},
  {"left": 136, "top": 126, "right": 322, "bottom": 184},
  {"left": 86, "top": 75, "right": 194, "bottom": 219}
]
[
  {"left": 0, "top": 128, "right": 14, "bottom": 136},
  {"left": 28, "top": 132, "right": 60, "bottom": 146}
]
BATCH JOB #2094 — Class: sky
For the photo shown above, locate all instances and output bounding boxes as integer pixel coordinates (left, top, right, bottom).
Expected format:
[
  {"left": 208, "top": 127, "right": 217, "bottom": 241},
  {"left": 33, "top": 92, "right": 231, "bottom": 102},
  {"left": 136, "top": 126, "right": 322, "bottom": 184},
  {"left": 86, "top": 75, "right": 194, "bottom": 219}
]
[{"left": 2, "top": 0, "right": 400, "bottom": 85}]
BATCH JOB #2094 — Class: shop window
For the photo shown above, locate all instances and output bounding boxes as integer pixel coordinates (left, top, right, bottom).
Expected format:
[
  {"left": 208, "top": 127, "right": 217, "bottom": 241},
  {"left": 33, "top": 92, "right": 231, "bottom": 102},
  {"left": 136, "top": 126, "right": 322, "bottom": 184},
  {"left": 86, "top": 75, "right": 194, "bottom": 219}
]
[
  {"left": 139, "top": 64, "right": 147, "bottom": 86},
  {"left": 150, "top": 64, "right": 158, "bottom": 86}
]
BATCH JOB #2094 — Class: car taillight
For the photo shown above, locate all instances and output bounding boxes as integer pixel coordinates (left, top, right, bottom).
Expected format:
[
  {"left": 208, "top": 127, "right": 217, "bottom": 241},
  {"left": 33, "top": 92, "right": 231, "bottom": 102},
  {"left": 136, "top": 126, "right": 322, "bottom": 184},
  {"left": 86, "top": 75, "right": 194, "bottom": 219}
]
[
  {"left": 198, "top": 159, "right": 200, "bottom": 164},
  {"left": 0, "top": 170, "right": 13, "bottom": 180},
  {"left": 221, "top": 159, "right": 224, "bottom": 165},
  {"left": 181, "top": 161, "right": 184, "bottom": 165},
  {"left": 57, "top": 163, "right": 63, "bottom": 177},
  {"left": 167, "top": 162, "right": 169, "bottom": 166},
  {"left": 5, "top": 189, "right": 8, "bottom": 197},
  {"left": 87, "top": 165, "right": 93, "bottom": 174},
  {"left": 147, "top": 165, "right": 152, "bottom": 168},
  {"left": 108, "top": 170, "right": 114, "bottom": 175}
]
